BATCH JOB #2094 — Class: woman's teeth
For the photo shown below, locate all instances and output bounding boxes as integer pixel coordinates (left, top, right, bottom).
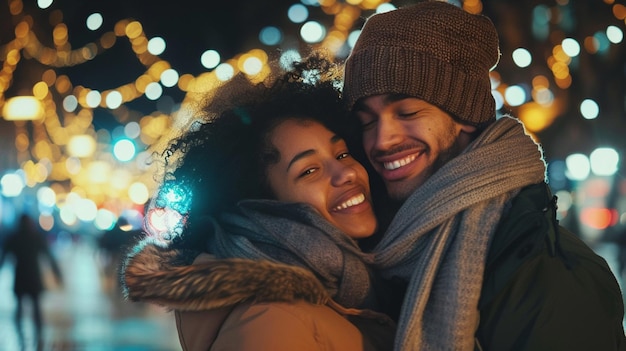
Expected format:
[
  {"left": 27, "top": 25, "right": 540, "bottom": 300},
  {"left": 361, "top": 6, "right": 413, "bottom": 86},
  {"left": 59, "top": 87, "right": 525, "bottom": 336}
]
[{"left": 334, "top": 193, "right": 365, "bottom": 211}]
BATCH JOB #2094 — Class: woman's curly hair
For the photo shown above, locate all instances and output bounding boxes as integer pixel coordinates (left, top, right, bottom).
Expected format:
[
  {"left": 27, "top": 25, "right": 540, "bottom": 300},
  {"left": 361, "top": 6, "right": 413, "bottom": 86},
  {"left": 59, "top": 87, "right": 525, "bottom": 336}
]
[{"left": 151, "top": 53, "right": 358, "bottom": 248}]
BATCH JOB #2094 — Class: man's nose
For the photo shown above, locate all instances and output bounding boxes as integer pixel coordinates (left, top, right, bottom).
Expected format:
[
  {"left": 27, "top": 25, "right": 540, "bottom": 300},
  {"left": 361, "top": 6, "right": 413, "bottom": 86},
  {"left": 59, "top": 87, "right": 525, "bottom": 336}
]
[{"left": 374, "top": 117, "right": 403, "bottom": 151}]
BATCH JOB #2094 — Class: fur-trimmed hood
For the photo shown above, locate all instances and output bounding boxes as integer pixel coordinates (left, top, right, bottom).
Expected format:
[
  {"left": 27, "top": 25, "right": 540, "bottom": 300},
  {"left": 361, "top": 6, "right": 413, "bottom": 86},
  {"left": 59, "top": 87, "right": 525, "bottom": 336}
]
[{"left": 122, "top": 238, "right": 332, "bottom": 312}]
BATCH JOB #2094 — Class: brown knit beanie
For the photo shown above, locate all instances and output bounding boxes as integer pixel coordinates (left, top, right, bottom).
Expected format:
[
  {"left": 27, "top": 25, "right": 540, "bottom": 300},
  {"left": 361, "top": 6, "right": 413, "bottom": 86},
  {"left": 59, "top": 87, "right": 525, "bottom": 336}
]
[{"left": 343, "top": 1, "right": 500, "bottom": 126}]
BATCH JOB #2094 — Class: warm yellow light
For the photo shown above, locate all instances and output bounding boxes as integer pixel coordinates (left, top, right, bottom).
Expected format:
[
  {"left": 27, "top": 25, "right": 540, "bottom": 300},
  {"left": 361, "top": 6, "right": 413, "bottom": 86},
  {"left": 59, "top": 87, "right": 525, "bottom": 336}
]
[
  {"left": 129, "top": 181, "right": 150, "bottom": 205},
  {"left": 67, "top": 135, "right": 97, "bottom": 158},
  {"left": 518, "top": 100, "right": 562, "bottom": 134},
  {"left": 88, "top": 161, "right": 111, "bottom": 184},
  {"left": 2, "top": 96, "right": 45, "bottom": 121},
  {"left": 125, "top": 21, "right": 143, "bottom": 39},
  {"left": 33, "top": 81, "right": 49, "bottom": 99}
]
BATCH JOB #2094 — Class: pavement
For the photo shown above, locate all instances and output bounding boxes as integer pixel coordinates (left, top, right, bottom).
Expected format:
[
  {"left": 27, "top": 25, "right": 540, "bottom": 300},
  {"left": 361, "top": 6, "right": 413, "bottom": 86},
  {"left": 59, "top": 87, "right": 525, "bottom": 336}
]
[{"left": 0, "top": 238, "right": 181, "bottom": 351}]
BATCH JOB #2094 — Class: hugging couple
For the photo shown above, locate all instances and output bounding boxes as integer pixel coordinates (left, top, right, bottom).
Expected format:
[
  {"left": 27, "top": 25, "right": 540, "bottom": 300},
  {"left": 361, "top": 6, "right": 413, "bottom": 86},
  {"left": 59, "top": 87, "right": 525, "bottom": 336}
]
[{"left": 123, "top": 2, "right": 626, "bottom": 351}]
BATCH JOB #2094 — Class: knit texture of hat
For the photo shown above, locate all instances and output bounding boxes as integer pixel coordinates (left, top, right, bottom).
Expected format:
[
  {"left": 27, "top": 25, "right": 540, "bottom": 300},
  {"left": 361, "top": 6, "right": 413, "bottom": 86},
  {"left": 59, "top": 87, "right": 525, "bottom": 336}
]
[{"left": 343, "top": 1, "right": 500, "bottom": 126}]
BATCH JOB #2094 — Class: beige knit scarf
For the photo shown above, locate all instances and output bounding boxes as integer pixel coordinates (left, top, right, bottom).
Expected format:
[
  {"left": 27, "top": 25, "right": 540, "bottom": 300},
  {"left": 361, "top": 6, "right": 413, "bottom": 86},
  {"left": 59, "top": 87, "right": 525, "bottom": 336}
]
[{"left": 373, "top": 116, "right": 547, "bottom": 350}]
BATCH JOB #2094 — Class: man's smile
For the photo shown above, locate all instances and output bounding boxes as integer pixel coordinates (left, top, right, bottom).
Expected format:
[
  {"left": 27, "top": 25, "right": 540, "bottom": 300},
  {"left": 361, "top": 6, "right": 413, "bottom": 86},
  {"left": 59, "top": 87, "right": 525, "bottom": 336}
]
[{"left": 383, "top": 154, "right": 417, "bottom": 170}]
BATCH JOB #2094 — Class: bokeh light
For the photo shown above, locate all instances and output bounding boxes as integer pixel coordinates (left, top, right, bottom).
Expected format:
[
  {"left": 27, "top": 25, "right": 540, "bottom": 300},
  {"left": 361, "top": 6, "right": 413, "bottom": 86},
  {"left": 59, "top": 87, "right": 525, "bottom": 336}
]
[
  {"left": 215, "top": 63, "right": 235, "bottom": 81},
  {"left": 512, "top": 48, "right": 532, "bottom": 68},
  {"left": 86, "top": 90, "right": 102, "bottom": 108},
  {"left": 590, "top": 147, "right": 619, "bottom": 176},
  {"left": 95, "top": 209, "right": 117, "bottom": 230},
  {"left": 124, "top": 121, "right": 141, "bottom": 139},
  {"left": 504, "top": 85, "right": 527, "bottom": 106},
  {"left": 580, "top": 207, "right": 618, "bottom": 230},
  {"left": 37, "top": 186, "right": 57, "bottom": 208},
  {"left": 59, "top": 205, "right": 78, "bottom": 226},
  {"left": 129, "top": 182, "right": 150, "bottom": 205},
  {"left": 242, "top": 56, "right": 263, "bottom": 75},
  {"left": 75, "top": 198, "right": 98, "bottom": 222},
  {"left": 113, "top": 139, "right": 136, "bottom": 162},
  {"left": 105, "top": 91, "right": 123, "bottom": 109},
  {"left": 39, "top": 214, "right": 54, "bottom": 231},
  {"left": 565, "top": 153, "right": 591, "bottom": 181},
  {"left": 259, "top": 26, "right": 282, "bottom": 46},
  {"left": 201, "top": 49, "right": 221, "bottom": 69},
  {"left": 347, "top": 30, "right": 361, "bottom": 48},
  {"left": 593, "top": 30, "right": 611, "bottom": 54},
  {"left": 300, "top": 21, "right": 326, "bottom": 43},
  {"left": 1, "top": 172, "right": 25, "bottom": 197},
  {"left": 86, "top": 13, "right": 104, "bottom": 31},
  {"left": 145, "top": 82, "right": 163, "bottom": 100},
  {"left": 606, "top": 25, "right": 624, "bottom": 44},
  {"left": 288, "top": 4, "right": 309, "bottom": 23},
  {"left": 63, "top": 95, "right": 79, "bottom": 112},
  {"left": 147, "top": 37, "right": 166, "bottom": 55},
  {"left": 561, "top": 38, "right": 581, "bottom": 57},
  {"left": 67, "top": 135, "right": 97, "bottom": 158},
  {"left": 376, "top": 3, "right": 397, "bottom": 13},
  {"left": 580, "top": 99, "right": 599, "bottom": 119},
  {"left": 3, "top": 96, "right": 45, "bottom": 120},
  {"left": 160, "top": 69, "right": 179, "bottom": 87},
  {"left": 37, "top": 0, "right": 53, "bottom": 9}
]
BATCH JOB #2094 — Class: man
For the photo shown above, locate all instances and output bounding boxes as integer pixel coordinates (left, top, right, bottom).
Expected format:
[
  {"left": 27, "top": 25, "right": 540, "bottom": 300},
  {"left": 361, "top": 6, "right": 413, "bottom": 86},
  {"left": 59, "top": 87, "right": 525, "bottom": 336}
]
[{"left": 342, "top": 1, "right": 626, "bottom": 350}]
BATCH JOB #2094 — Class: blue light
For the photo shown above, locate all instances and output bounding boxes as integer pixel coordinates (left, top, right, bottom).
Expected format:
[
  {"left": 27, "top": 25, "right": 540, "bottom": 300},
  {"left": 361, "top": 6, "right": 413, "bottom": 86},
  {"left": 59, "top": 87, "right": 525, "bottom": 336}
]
[
  {"left": 155, "top": 181, "right": 192, "bottom": 215},
  {"left": 259, "top": 26, "right": 282, "bottom": 46},
  {"left": 145, "top": 181, "right": 192, "bottom": 242}
]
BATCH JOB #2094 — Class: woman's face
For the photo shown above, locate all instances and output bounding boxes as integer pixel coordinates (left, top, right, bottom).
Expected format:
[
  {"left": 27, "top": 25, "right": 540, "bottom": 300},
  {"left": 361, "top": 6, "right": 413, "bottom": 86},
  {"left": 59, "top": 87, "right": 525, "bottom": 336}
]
[{"left": 266, "top": 119, "right": 377, "bottom": 239}]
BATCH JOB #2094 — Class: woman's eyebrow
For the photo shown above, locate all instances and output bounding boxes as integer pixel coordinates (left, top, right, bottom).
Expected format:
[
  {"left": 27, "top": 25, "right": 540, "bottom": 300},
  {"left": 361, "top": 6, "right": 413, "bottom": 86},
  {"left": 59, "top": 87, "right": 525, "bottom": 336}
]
[
  {"left": 287, "top": 134, "right": 343, "bottom": 171},
  {"left": 286, "top": 149, "right": 315, "bottom": 172},
  {"left": 285, "top": 134, "right": 342, "bottom": 171}
]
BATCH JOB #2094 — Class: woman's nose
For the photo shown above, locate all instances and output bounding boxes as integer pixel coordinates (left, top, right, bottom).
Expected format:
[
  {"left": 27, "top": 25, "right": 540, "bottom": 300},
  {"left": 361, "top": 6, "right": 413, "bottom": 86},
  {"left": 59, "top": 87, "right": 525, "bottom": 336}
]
[{"left": 330, "top": 162, "right": 357, "bottom": 186}]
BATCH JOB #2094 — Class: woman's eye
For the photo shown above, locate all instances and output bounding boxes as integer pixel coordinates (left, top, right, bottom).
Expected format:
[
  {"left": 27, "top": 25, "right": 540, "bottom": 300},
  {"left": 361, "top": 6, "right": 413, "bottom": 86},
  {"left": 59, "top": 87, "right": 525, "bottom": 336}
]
[
  {"left": 298, "top": 168, "right": 318, "bottom": 178},
  {"left": 337, "top": 152, "right": 350, "bottom": 160}
]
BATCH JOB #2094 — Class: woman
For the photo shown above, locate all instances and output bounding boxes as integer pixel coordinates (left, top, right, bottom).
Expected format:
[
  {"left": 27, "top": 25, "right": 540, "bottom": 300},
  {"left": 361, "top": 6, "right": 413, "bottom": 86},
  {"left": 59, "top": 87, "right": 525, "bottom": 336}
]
[{"left": 122, "top": 55, "right": 395, "bottom": 351}]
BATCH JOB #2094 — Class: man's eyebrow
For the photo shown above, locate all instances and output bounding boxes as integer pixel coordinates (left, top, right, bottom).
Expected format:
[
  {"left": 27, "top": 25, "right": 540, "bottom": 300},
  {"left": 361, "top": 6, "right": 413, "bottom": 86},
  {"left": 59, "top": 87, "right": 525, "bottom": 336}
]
[
  {"left": 353, "top": 93, "right": 411, "bottom": 112},
  {"left": 384, "top": 93, "right": 412, "bottom": 104},
  {"left": 353, "top": 100, "right": 373, "bottom": 113},
  {"left": 285, "top": 134, "right": 342, "bottom": 172}
]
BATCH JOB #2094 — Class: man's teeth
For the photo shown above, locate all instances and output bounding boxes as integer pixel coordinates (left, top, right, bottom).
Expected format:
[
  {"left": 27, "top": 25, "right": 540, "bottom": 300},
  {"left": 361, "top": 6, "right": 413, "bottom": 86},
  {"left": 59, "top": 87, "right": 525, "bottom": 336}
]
[
  {"left": 384, "top": 155, "right": 416, "bottom": 170},
  {"left": 334, "top": 193, "right": 365, "bottom": 211}
]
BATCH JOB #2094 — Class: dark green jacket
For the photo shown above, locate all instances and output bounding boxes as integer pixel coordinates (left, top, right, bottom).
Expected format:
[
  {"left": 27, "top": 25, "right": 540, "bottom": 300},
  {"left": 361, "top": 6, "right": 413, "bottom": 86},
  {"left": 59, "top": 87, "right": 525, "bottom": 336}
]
[{"left": 477, "top": 183, "right": 626, "bottom": 350}]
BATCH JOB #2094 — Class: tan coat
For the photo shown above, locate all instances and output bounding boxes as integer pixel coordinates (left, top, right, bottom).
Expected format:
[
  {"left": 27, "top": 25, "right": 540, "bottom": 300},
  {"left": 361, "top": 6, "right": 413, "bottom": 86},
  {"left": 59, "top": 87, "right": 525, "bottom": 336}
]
[
  {"left": 123, "top": 240, "right": 395, "bottom": 351},
  {"left": 176, "top": 301, "right": 371, "bottom": 351}
]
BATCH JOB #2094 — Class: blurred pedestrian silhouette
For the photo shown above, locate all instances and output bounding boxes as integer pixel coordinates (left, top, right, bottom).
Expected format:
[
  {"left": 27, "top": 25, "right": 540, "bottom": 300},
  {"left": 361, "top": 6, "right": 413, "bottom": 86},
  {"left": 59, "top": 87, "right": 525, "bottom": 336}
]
[{"left": 0, "top": 213, "right": 63, "bottom": 350}]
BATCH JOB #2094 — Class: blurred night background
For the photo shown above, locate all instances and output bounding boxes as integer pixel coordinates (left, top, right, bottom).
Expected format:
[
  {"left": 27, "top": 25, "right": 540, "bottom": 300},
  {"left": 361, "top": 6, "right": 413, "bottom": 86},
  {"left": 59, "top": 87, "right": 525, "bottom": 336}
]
[{"left": 0, "top": 0, "right": 625, "bottom": 350}]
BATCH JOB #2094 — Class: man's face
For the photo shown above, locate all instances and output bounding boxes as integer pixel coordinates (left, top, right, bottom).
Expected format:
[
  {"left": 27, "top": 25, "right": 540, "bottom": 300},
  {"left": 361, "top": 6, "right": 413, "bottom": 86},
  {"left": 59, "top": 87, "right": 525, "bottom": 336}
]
[{"left": 355, "top": 95, "right": 476, "bottom": 201}]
